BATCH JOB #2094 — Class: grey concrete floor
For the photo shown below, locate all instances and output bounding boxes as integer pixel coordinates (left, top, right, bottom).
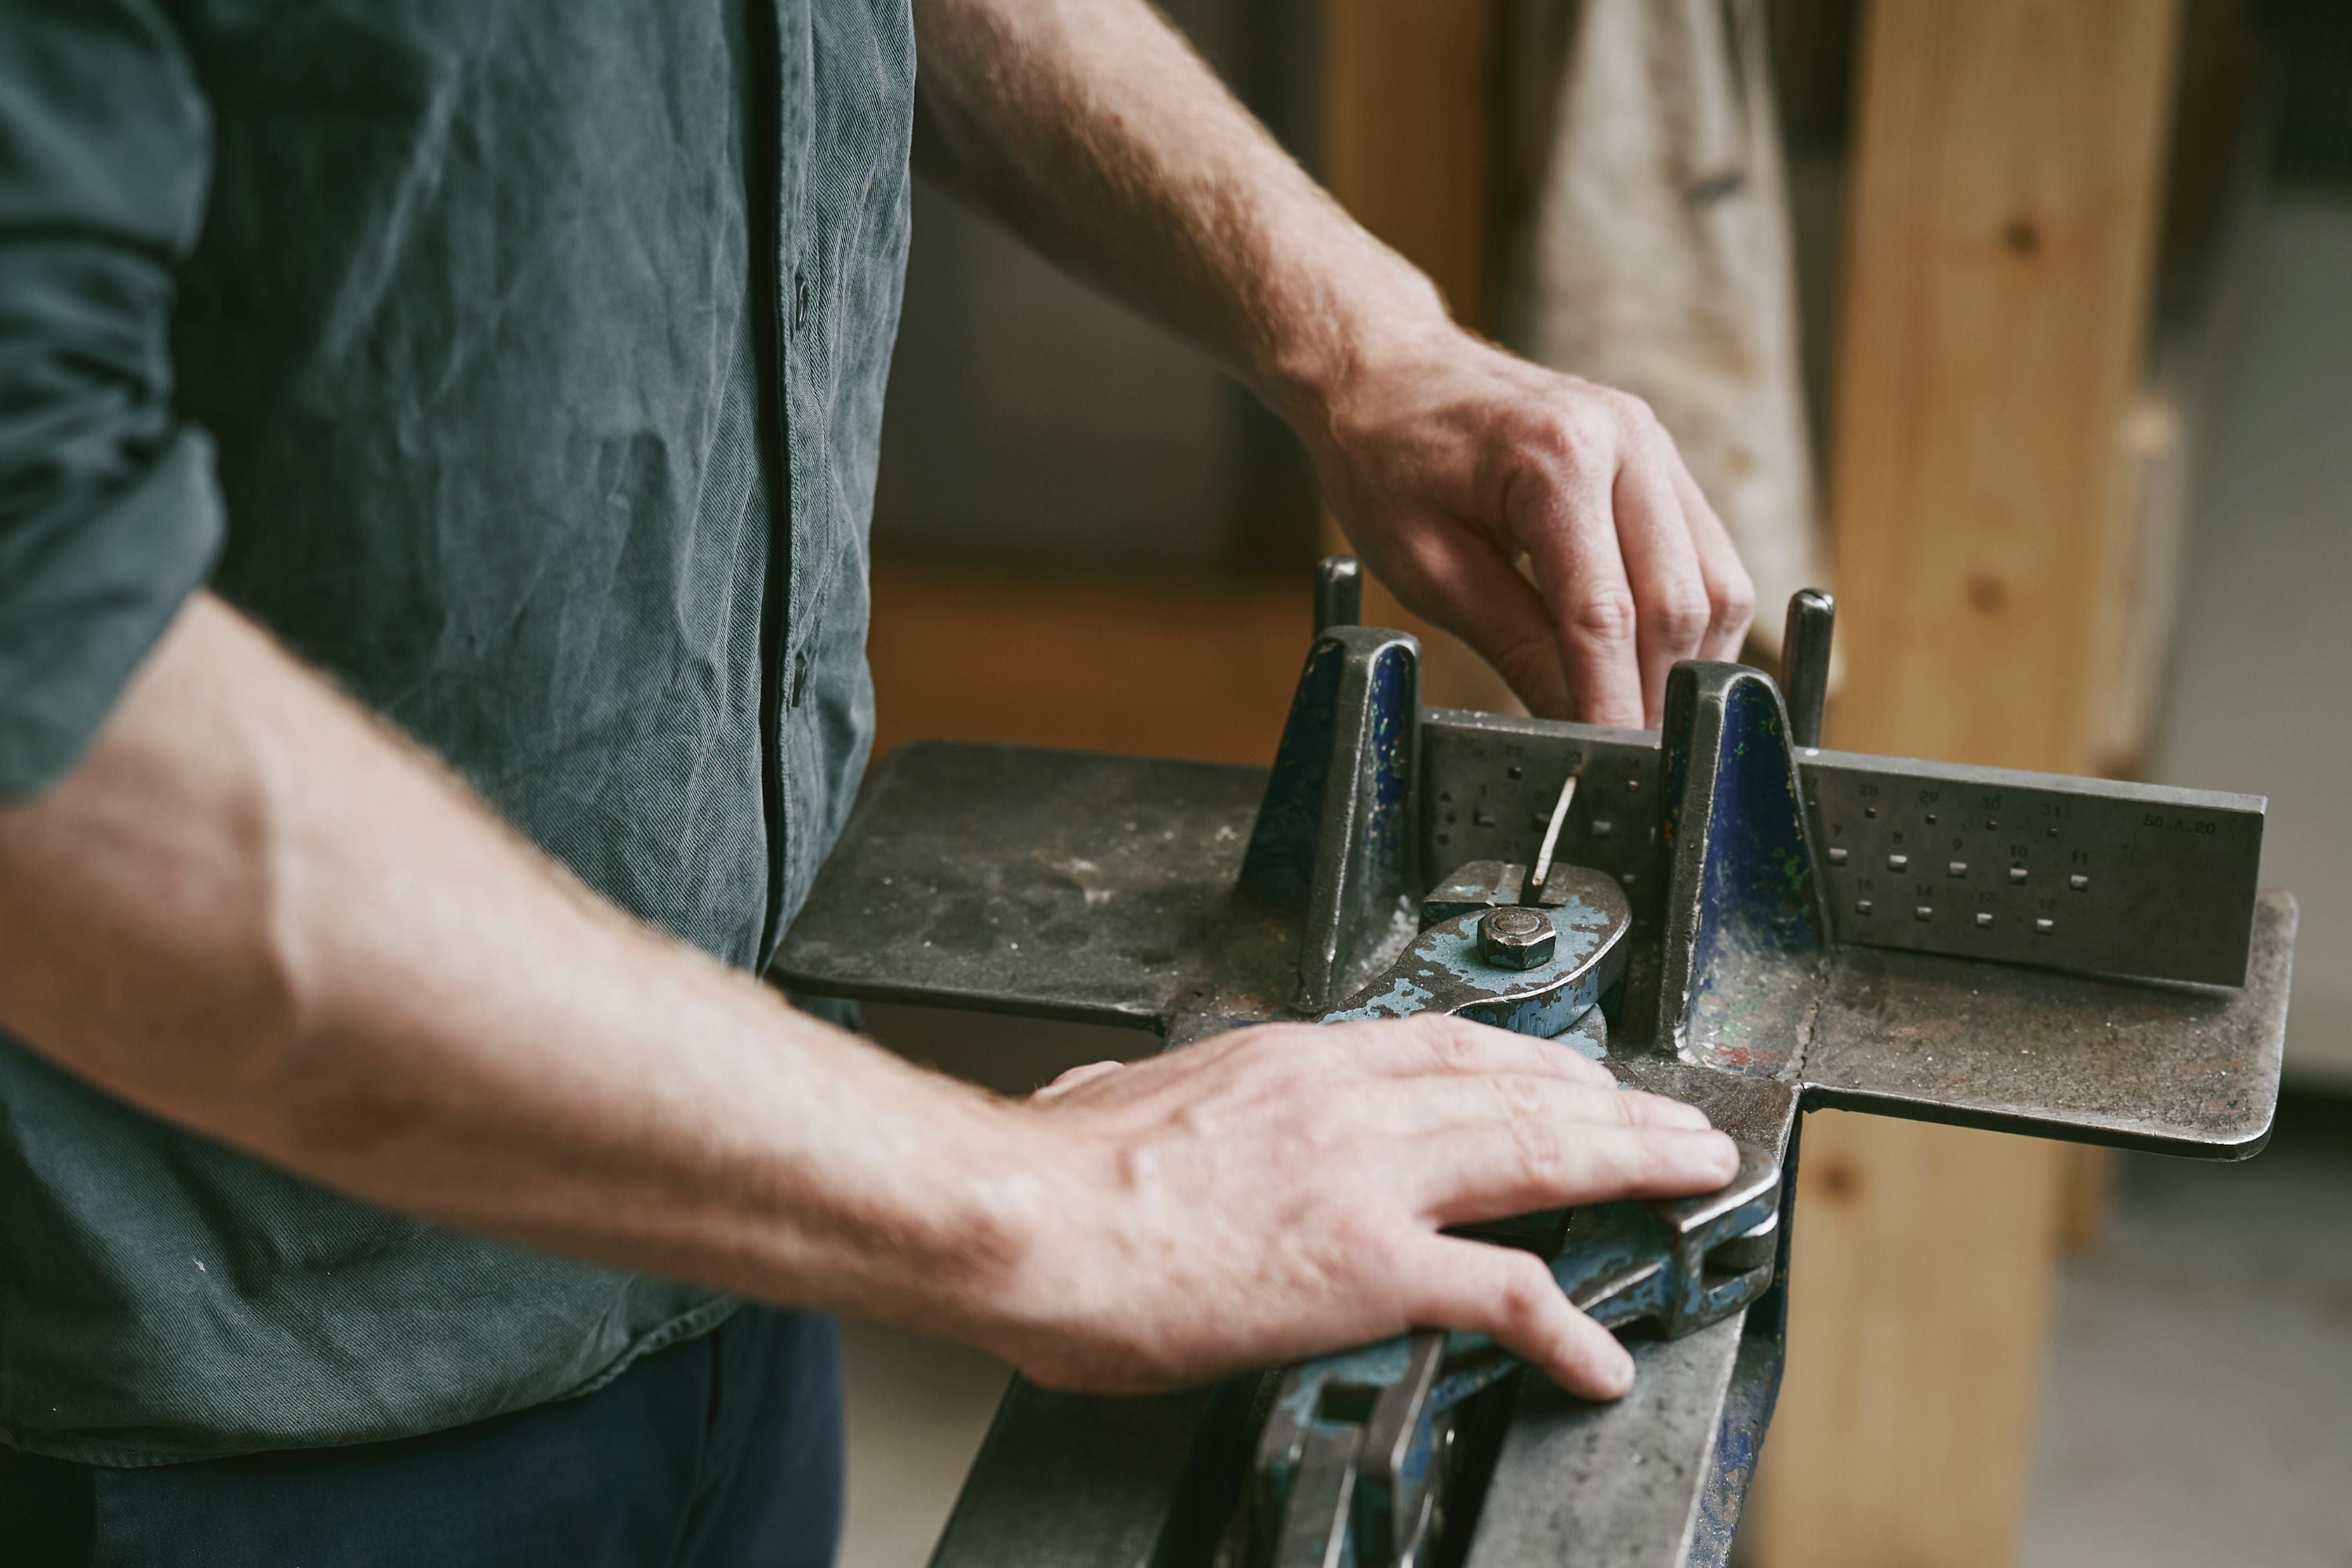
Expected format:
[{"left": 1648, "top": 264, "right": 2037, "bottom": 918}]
[
  {"left": 2019, "top": 1098, "right": 2352, "bottom": 1568},
  {"left": 838, "top": 1319, "right": 1003, "bottom": 1568}
]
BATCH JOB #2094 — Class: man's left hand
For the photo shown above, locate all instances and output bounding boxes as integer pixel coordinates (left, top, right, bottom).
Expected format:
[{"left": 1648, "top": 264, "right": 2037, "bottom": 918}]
[{"left": 1294, "top": 320, "right": 1755, "bottom": 730}]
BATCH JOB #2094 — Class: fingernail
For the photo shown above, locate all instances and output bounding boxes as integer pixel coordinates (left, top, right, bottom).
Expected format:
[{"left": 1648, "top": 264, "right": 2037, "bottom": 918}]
[{"left": 1598, "top": 1341, "right": 1635, "bottom": 1398}]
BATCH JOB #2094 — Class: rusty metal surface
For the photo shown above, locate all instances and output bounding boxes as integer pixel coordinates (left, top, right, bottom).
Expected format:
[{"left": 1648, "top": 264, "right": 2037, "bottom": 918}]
[
  {"left": 771, "top": 742, "right": 1268, "bottom": 1028},
  {"left": 1800, "top": 887, "right": 2296, "bottom": 1156}
]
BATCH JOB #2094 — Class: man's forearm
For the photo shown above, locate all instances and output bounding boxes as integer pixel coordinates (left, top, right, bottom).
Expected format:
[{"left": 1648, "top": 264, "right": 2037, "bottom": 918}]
[
  {"left": 913, "top": 0, "right": 1758, "bottom": 729},
  {"left": 0, "top": 594, "right": 1039, "bottom": 1336},
  {"left": 912, "top": 0, "right": 1440, "bottom": 423},
  {"left": 0, "top": 594, "right": 1738, "bottom": 1397}
]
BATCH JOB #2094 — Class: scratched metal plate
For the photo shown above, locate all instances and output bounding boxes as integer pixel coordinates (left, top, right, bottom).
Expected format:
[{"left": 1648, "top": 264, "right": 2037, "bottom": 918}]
[
  {"left": 1417, "top": 710, "right": 1667, "bottom": 929},
  {"left": 771, "top": 742, "right": 1268, "bottom": 1027},
  {"left": 1801, "top": 750, "right": 2265, "bottom": 986},
  {"left": 1418, "top": 713, "right": 2269, "bottom": 990}
]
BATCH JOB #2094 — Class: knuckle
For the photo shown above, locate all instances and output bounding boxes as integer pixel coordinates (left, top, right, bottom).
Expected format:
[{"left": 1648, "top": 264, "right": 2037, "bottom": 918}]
[
  {"left": 1498, "top": 1256, "right": 1559, "bottom": 1334},
  {"left": 1240, "top": 1038, "right": 1317, "bottom": 1095},
  {"left": 1506, "top": 1101, "right": 1569, "bottom": 1185},
  {"left": 1569, "top": 587, "right": 1639, "bottom": 648},
  {"left": 1420, "top": 1016, "right": 1483, "bottom": 1072},
  {"left": 1606, "top": 387, "right": 1657, "bottom": 429},
  {"left": 1520, "top": 410, "right": 1606, "bottom": 476},
  {"left": 1711, "top": 575, "right": 1757, "bottom": 637},
  {"left": 1653, "top": 588, "right": 1711, "bottom": 649}
]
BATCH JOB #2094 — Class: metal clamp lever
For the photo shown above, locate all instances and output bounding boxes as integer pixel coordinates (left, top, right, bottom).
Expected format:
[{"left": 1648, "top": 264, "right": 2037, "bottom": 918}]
[{"left": 1248, "top": 1145, "right": 1781, "bottom": 1568}]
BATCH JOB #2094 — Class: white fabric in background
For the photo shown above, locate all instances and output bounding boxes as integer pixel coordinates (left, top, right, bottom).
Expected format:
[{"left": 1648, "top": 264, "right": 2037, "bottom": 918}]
[{"left": 1500, "top": 0, "right": 1829, "bottom": 655}]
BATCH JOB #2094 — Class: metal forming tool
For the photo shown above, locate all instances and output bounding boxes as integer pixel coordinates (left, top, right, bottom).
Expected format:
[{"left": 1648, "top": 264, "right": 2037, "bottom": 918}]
[{"left": 775, "top": 562, "right": 2294, "bottom": 1567}]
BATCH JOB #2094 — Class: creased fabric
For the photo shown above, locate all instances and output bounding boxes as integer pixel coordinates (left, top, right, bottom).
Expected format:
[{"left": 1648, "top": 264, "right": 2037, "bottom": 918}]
[{"left": 0, "top": 0, "right": 911, "bottom": 1464}]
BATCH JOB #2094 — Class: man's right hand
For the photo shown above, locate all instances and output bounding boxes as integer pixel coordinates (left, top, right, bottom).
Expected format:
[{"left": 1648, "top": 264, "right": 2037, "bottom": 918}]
[
  {"left": 979, "top": 1016, "right": 1739, "bottom": 1401},
  {"left": 2, "top": 597, "right": 1732, "bottom": 1413}
]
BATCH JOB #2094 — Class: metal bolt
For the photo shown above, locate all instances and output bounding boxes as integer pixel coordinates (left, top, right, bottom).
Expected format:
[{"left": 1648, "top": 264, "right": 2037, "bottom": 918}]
[{"left": 1476, "top": 907, "right": 1555, "bottom": 970}]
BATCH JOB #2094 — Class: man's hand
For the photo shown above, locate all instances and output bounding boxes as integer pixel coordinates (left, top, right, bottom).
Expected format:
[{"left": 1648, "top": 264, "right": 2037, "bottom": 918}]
[
  {"left": 912, "top": 0, "right": 1756, "bottom": 729},
  {"left": 982, "top": 1017, "right": 1739, "bottom": 1401},
  {"left": 0, "top": 597, "right": 1736, "bottom": 1409},
  {"left": 1297, "top": 320, "right": 1755, "bottom": 729}
]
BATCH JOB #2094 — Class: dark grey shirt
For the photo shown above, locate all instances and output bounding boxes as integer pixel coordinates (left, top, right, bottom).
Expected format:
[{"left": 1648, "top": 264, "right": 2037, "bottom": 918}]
[{"left": 0, "top": 0, "right": 910, "bottom": 1463}]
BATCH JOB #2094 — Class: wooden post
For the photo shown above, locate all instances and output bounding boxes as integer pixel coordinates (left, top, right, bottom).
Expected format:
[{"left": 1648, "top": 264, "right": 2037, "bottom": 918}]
[
  {"left": 1743, "top": 2, "right": 2182, "bottom": 1564},
  {"left": 1321, "top": 0, "right": 1514, "bottom": 711}
]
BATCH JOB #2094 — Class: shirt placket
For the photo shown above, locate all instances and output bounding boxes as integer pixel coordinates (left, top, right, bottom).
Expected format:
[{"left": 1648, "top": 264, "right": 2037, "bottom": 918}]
[{"left": 758, "top": 0, "right": 814, "bottom": 961}]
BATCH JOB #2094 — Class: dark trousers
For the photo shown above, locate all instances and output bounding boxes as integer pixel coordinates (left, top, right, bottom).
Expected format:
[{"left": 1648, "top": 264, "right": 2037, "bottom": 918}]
[{"left": 1, "top": 1307, "right": 843, "bottom": 1568}]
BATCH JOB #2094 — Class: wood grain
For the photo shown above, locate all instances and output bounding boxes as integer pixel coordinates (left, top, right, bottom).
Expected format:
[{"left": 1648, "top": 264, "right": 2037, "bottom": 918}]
[
  {"left": 1321, "top": 0, "right": 1516, "bottom": 713},
  {"left": 1742, "top": 2, "right": 2182, "bottom": 1564}
]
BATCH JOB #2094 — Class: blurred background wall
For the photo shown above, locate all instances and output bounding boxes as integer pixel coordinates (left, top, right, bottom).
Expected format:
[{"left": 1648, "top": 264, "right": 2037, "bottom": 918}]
[{"left": 838, "top": 2, "right": 2352, "bottom": 1564}]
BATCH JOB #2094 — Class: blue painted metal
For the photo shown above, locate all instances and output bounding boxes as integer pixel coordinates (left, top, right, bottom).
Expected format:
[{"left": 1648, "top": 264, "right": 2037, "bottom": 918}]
[
  {"left": 1652, "top": 664, "right": 1833, "bottom": 1074},
  {"left": 1241, "top": 637, "right": 1345, "bottom": 913},
  {"left": 1319, "top": 873, "right": 1630, "bottom": 1038},
  {"left": 1257, "top": 1153, "right": 1784, "bottom": 1568},
  {"left": 1686, "top": 1110, "right": 1802, "bottom": 1566},
  {"left": 1239, "top": 626, "right": 1423, "bottom": 1013}
]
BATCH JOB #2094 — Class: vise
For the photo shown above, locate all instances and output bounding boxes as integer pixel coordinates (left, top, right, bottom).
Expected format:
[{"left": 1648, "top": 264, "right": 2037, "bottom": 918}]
[{"left": 774, "top": 560, "right": 2294, "bottom": 1567}]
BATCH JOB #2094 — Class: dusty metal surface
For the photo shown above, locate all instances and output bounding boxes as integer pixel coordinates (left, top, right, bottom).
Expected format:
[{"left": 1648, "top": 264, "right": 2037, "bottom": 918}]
[
  {"left": 1417, "top": 711, "right": 1666, "bottom": 937},
  {"left": 928, "top": 1379, "right": 1242, "bottom": 1568},
  {"left": 771, "top": 742, "right": 1267, "bottom": 1027},
  {"left": 1458, "top": 1072, "right": 1799, "bottom": 1568},
  {"left": 1243, "top": 920, "right": 1783, "bottom": 1568},
  {"left": 1461, "top": 1314, "right": 1749, "bottom": 1568},
  {"left": 1801, "top": 887, "right": 2296, "bottom": 1156},
  {"left": 1240, "top": 626, "right": 1421, "bottom": 1014},
  {"left": 780, "top": 564, "right": 2293, "bottom": 1568}
]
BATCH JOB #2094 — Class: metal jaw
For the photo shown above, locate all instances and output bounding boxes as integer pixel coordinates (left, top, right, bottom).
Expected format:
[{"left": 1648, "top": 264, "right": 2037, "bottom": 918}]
[
  {"left": 1247, "top": 870, "right": 1787, "bottom": 1568},
  {"left": 1250, "top": 1133, "right": 1784, "bottom": 1568},
  {"left": 772, "top": 560, "right": 2293, "bottom": 1568}
]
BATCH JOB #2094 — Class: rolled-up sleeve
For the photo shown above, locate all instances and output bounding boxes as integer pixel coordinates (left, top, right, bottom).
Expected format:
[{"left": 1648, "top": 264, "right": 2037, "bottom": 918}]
[{"left": 0, "top": 0, "right": 224, "bottom": 798}]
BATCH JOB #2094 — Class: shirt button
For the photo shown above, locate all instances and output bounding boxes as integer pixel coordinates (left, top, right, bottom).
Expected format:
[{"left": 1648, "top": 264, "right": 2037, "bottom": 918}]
[{"left": 793, "top": 270, "right": 811, "bottom": 335}]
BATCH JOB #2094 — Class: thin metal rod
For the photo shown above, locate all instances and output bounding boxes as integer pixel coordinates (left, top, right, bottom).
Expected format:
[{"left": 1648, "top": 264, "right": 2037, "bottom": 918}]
[
  {"left": 1778, "top": 588, "right": 1835, "bottom": 749},
  {"left": 1531, "top": 773, "right": 1578, "bottom": 895},
  {"left": 1314, "top": 555, "right": 1362, "bottom": 637}
]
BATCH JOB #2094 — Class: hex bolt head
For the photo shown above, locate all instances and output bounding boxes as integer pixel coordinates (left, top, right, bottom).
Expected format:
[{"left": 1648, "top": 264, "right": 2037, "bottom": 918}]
[{"left": 1476, "top": 907, "right": 1555, "bottom": 970}]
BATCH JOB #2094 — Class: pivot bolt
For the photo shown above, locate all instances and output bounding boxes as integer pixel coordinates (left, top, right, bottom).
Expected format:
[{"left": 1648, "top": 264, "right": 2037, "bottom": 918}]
[{"left": 1476, "top": 908, "right": 1555, "bottom": 970}]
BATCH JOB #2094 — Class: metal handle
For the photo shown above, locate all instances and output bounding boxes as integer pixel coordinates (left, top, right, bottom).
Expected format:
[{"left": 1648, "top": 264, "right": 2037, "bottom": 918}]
[
  {"left": 1778, "top": 587, "right": 1835, "bottom": 749},
  {"left": 1314, "top": 555, "right": 1362, "bottom": 637}
]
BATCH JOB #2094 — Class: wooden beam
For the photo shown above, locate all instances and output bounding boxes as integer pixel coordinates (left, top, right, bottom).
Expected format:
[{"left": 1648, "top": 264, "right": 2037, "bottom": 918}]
[
  {"left": 1321, "top": 0, "right": 1514, "bottom": 712},
  {"left": 1743, "top": 3, "right": 2181, "bottom": 1565},
  {"left": 867, "top": 559, "right": 1304, "bottom": 765}
]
